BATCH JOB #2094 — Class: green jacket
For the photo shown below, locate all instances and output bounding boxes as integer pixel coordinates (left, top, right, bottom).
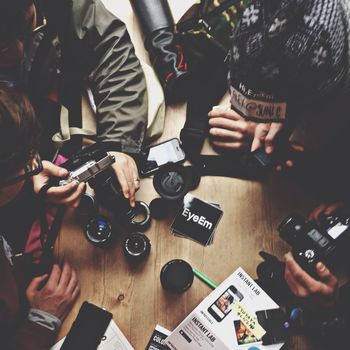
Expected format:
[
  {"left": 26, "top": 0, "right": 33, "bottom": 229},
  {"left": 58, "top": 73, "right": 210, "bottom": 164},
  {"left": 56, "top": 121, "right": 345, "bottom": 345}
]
[{"left": 36, "top": 0, "right": 148, "bottom": 154}]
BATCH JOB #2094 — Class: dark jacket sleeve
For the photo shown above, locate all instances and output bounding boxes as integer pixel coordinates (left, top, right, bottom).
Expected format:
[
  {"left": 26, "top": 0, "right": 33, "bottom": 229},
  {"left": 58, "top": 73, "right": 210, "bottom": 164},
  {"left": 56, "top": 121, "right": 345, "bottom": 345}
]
[
  {"left": 72, "top": 0, "right": 148, "bottom": 153},
  {"left": 0, "top": 302, "right": 55, "bottom": 350}
]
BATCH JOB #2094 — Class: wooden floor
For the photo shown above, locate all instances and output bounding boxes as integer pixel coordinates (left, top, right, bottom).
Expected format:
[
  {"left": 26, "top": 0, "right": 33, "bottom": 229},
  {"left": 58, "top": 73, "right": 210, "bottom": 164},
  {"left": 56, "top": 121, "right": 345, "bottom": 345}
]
[
  {"left": 56, "top": 97, "right": 319, "bottom": 349},
  {"left": 55, "top": 1, "right": 319, "bottom": 349}
]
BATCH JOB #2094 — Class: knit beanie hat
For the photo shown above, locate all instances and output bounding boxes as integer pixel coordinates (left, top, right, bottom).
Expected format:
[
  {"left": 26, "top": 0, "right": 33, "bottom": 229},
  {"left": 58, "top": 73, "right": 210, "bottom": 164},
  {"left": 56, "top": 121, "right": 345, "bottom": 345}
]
[{"left": 228, "top": 0, "right": 348, "bottom": 123}]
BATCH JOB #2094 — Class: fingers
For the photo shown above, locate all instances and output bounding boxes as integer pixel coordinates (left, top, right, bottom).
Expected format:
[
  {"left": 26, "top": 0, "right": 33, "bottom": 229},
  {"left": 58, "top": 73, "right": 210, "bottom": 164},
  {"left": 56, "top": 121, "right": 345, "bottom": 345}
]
[
  {"left": 251, "top": 123, "right": 270, "bottom": 152},
  {"left": 251, "top": 123, "right": 283, "bottom": 153},
  {"left": 111, "top": 153, "right": 140, "bottom": 207},
  {"left": 113, "top": 164, "right": 130, "bottom": 201},
  {"left": 26, "top": 274, "right": 48, "bottom": 294},
  {"left": 324, "top": 202, "right": 344, "bottom": 215},
  {"left": 57, "top": 263, "right": 72, "bottom": 290},
  {"left": 209, "top": 117, "right": 248, "bottom": 135},
  {"left": 208, "top": 108, "right": 244, "bottom": 121},
  {"left": 46, "top": 264, "right": 62, "bottom": 290},
  {"left": 209, "top": 127, "right": 245, "bottom": 142},
  {"left": 308, "top": 203, "right": 328, "bottom": 223},
  {"left": 66, "top": 268, "right": 79, "bottom": 295},
  {"left": 71, "top": 285, "right": 80, "bottom": 301},
  {"left": 284, "top": 253, "right": 309, "bottom": 297},
  {"left": 284, "top": 253, "right": 337, "bottom": 297},
  {"left": 264, "top": 123, "right": 283, "bottom": 154},
  {"left": 42, "top": 161, "right": 68, "bottom": 178},
  {"left": 46, "top": 183, "right": 85, "bottom": 207},
  {"left": 211, "top": 140, "right": 250, "bottom": 149},
  {"left": 315, "top": 262, "right": 338, "bottom": 295}
]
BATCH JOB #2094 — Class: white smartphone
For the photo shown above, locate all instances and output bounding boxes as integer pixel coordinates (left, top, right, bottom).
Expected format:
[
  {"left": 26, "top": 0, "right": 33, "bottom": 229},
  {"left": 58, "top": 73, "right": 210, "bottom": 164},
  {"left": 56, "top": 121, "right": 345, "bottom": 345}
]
[{"left": 140, "top": 138, "right": 186, "bottom": 176}]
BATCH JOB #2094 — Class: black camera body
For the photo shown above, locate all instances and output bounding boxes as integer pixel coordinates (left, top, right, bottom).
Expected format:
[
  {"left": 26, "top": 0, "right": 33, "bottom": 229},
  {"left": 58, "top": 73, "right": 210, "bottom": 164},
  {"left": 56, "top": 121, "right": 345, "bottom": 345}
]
[{"left": 278, "top": 213, "right": 350, "bottom": 277}]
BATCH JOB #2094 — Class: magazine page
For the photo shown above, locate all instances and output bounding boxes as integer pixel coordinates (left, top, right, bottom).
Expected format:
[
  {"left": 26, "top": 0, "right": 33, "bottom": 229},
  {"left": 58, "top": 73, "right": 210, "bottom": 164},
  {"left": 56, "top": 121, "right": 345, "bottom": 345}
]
[{"left": 166, "top": 267, "right": 284, "bottom": 350}]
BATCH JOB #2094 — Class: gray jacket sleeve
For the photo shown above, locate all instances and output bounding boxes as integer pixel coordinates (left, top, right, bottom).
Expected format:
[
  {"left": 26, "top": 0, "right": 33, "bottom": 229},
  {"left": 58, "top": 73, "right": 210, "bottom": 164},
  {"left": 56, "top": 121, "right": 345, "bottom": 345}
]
[{"left": 70, "top": 0, "right": 148, "bottom": 153}]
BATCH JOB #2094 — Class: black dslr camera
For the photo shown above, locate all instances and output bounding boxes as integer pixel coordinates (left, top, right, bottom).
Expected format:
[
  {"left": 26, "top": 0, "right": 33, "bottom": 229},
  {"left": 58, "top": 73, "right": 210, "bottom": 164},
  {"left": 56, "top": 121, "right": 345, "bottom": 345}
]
[
  {"left": 57, "top": 144, "right": 151, "bottom": 244},
  {"left": 278, "top": 213, "right": 350, "bottom": 277}
]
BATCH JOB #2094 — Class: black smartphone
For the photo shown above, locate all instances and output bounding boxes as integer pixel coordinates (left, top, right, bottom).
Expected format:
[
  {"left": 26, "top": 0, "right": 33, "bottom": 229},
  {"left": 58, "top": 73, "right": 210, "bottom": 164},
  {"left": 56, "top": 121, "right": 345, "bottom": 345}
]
[
  {"left": 60, "top": 302, "right": 112, "bottom": 350},
  {"left": 140, "top": 138, "right": 186, "bottom": 176},
  {"left": 255, "top": 308, "right": 288, "bottom": 345},
  {"left": 207, "top": 285, "right": 243, "bottom": 322}
]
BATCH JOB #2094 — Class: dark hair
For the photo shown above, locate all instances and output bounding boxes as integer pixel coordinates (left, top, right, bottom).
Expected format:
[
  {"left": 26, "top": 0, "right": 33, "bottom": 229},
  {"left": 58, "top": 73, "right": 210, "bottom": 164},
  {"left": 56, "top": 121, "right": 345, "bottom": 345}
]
[
  {"left": 0, "top": 0, "right": 34, "bottom": 46},
  {"left": 0, "top": 86, "right": 41, "bottom": 180}
]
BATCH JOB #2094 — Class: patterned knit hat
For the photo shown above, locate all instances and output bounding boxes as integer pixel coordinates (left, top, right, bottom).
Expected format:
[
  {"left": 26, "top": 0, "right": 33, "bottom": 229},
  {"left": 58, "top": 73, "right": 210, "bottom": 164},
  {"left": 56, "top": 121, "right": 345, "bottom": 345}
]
[{"left": 229, "top": 0, "right": 348, "bottom": 123}]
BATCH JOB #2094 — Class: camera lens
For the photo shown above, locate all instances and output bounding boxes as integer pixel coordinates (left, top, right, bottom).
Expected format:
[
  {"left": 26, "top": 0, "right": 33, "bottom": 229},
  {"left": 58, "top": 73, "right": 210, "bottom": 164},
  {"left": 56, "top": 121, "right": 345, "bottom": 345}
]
[
  {"left": 123, "top": 232, "right": 151, "bottom": 262},
  {"left": 278, "top": 214, "right": 305, "bottom": 244},
  {"left": 85, "top": 216, "right": 112, "bottom": 246},
  {"left": 76, "top": 192, "right": 96, "bottom": 216},
  {"left": 160, "top": 259, "right": 194, "bottom": 293},
  {"left": 126, "top": 201, "right": 151, "bottom": 231}
]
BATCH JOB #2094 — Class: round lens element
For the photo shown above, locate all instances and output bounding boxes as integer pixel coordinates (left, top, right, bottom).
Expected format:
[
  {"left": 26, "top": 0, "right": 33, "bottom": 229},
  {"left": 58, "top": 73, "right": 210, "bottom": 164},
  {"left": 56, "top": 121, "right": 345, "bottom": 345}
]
[
  {"left": 123, "top": 232, "right": 151, "bottom": 262},
  {"left": 85, "top": 216, "right": 112, "bottom": 246}
]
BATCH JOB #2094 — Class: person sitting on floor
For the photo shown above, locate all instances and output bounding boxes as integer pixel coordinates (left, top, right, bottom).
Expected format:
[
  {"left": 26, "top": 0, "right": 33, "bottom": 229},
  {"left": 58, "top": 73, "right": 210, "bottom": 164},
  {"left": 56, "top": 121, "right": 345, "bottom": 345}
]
[{"left": 0, "top": 86, "right": 80, "bottom": 350}]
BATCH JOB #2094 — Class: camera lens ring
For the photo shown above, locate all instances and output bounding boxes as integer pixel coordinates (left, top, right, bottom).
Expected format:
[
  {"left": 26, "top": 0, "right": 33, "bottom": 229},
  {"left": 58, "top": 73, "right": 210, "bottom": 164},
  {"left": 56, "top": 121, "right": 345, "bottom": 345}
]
[
  {"left": 129, "top": 201, "right": 151, "bottom": 231},
  {"left": 84, "top": 216, "right": 113, "bottom": 247},
  {"left": 123, "top": 232, "right": 151, "bottom": 262}
]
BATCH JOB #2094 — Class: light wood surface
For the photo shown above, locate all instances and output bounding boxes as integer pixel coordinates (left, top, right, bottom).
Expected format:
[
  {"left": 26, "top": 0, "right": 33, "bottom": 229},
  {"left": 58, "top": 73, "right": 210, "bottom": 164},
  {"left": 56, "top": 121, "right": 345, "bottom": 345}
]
[
  {"left": 55, "top": 1, "right": 319, "bottom": 348},
  {"left": 56, "top": 96, "right": 319, "bottom": 350}
]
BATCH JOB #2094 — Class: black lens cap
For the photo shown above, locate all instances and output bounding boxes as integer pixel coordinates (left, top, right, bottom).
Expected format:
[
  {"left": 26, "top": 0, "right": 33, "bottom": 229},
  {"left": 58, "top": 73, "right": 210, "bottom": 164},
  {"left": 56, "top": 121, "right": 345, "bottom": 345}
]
[
  {"left": 160, "top": 259, "right": 194, "bottom": 293},
  {"left": 153, "top": 165, "right": 192, "bottom": 201},
  {"left": 85, "top": 216, "right": 112, "bottom": 246},
  {"left": 123, "top": 232, "right": 151, "bottom": 262},
  {"left": 149, "top": 198, "right": 170, "bottom": 219}
]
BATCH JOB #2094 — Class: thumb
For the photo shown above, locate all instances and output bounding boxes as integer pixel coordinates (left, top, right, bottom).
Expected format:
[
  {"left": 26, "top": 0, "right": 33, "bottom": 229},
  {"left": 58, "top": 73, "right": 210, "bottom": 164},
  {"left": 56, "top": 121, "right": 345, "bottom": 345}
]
[
  {"left": 42, "top": 161, "right": 68, "bottom": 178},
  {"left": 316, "top": 262, "right": 338, "bottom": 288},
  {"left": 251, "top": 124, "right": 270, "bottom": 152},
  {"left": 264, "top": 123, "right": 283, "bottom": 154},
  {"left": 27, "top": 274, "right": 49, "bottom": 292}
]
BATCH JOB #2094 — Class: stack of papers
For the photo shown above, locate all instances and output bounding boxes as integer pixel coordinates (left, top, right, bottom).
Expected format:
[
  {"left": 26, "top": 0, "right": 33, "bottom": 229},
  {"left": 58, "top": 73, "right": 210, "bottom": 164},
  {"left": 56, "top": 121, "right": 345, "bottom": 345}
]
[{"left": 165, "top": 267, "right": 285, "bottom": 350}]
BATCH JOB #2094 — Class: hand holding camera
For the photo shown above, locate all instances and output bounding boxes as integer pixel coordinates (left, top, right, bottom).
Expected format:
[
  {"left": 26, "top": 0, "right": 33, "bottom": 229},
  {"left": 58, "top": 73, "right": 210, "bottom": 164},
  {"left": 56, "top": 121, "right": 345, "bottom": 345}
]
[
  {"left": 284, "top": 252, "right": 338, "bottom": 310},
  {"left": 33, "top": 160, "right": 86, "bottom": 208}
]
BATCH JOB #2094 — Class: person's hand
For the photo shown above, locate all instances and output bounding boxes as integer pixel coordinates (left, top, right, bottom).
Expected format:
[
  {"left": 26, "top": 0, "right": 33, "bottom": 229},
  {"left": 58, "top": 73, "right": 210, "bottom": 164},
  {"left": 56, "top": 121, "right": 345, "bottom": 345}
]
[
  {"left": 251, "top": 122, "right": 284, "bottom": 154},
  {"left": 108, "top": 151, "right": 140, "bottom": 207},
  {"left": 284, "top": 252, "right": 338, "bottom": 309},
  {"left": 308, "top": 202, "right": 346, "bottom": 226},
  {"left": 208, "top": 107, "right": 256, "bottom": 150},
  {"left": 26, "top": 263, "right": 80, "bottom": 321},
  {"left": 32, "top": 161, "right": 86, "bottom": 208},
  {"left": 251, "top": 123, "right": 304, "bottom": 172}
]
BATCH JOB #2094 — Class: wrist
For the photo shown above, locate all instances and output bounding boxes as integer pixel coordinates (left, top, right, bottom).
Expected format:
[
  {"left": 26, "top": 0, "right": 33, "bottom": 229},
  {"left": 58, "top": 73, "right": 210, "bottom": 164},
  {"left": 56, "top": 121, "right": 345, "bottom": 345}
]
[{"left": 28, "top": 307, "right": 62, "bottom": 332}]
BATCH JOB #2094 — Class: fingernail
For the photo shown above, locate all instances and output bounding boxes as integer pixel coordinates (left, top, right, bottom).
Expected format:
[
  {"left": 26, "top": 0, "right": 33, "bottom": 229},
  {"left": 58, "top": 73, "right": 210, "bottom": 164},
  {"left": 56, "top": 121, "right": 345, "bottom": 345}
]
[
  {"left": 59, "top": 169, "right": 68, "bottom": 177},
  {"left": 317, "top": 262, "right": 326, "bottom": 272}
]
